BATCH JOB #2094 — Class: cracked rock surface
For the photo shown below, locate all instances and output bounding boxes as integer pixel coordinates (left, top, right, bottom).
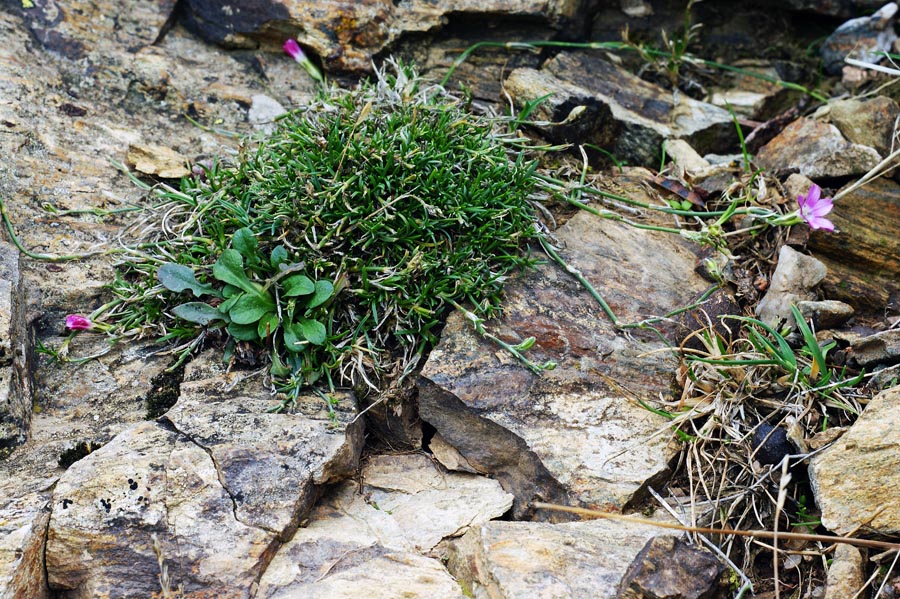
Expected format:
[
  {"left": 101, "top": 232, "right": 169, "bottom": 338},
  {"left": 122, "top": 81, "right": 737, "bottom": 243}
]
[
  {"left": 419, "top": 210, "right": 709, "bottom": 516},
  {"left": 44, "top": 352, "right": 363, "bottom": 597},
  {"left": 256, "top": 453, "right": 512, "bottom": 597}
]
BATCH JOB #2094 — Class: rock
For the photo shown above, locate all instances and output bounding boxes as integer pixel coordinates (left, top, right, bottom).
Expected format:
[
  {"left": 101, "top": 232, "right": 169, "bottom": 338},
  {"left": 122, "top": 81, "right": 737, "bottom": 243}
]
[
  {"left": 755, "top": 117, "right": 882, "bottom": 178},
  {"left": 256, "top": 453, "right": 510, "bottom": 597},
  {"left": 824, "top": 544, "right": 865, "bottom": 599},
  {"left": 755, "top": 245, "right": 827, "bottom": 329},
  {"left": 248, "top": 94, "right": 288, "bottom": 134},
  {"left": 796, "top": 300, "right": 854, "bottom": 329},
  {"left": 0, "top": 490, "right": 51, "bottom": 599},
  {"left": 503, "top": 67, "right": 614, "bottom": 145},
  {"left": 506, "top": 52, "right": 734, "bottom": 166},
  {"left": 44, "top": 352, "right": 363, "bottom": 597},
  {"left": 751, "top": 423, "right": 793, "bottom": 466},
  {"left": 617, "top": 535, "right": 727, "bottom": 599},
  {"left": 762, "top": 0, "right": 890, "bottom": 17},
  {"left": 820, "top": 2, "right": 898, "bottom": 75},
  {"left": 807, "top": 178, "right": 900, "bottom": 314},
  {"left": 848, "top": 328, "right": 900, "bottom": 367},
  {"left": 420, "top": 210, "right": 708, "bottom": 517},
  {"left": 429, "top": 432, "right": 481, "bottom": 474},
  {"left": 809, "top": 385, "right": 900, "bottom": 536},
  {"left": 829, "top": 96, "right": 900, "bottom": 157},
  {"left": 447, "top": 519, "right": 661, "bottom": 599},
  {"left": 125, "top": 143, "right": 192, "bottom": 179},
  {"left": 181, "top": 0, "right": 581, "bottom": 72},
  {"left": 0, "top": 338, "right": 172, "bottom": 598},
  {"left": 663, "top": 139, "right": 711, "bottom": 176},
  {"left": 0, "top": 242, "right": 31, "bottom": 453}
]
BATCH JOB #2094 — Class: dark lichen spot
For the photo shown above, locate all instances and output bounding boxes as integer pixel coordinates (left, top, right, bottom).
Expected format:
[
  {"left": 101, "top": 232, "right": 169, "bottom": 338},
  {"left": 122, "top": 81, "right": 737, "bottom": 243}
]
[
  {"left": 100, "top": 498, "right": 112, "bottom": 513},
  {"left": 145, "top": 362, "right": 187, "bottom": 419},
  {"left": 128, "top": 478, "right": 138, "bottom": 491},
  {"left": 61, "top": 498, "right": 73, "bottom": 509}
]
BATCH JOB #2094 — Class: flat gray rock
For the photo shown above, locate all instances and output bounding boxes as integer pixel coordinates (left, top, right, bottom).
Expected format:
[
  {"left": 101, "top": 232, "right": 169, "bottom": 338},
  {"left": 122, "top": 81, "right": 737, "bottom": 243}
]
[
  {"left": 809, "top": 385, "right": 900, "bottom": 536},
  {"left": 448, "top": 519, "right": 661, "bottom": 599},
  {"left": 256, "top": 453, "right": 510, "bottom": 598},
  {"left": 420, "top": 210, "right": 709, "bottom": 516},
  {"left": 44, "top": 352, "right": 363, "bottom": 597}
]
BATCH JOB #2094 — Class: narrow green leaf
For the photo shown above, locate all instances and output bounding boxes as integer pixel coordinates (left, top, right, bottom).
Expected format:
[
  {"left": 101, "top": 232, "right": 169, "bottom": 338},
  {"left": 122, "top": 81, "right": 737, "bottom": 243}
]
[
  {"left": 282, "top": 274, "right": 315, "bottom": 297},
  {"left": 229, "top": 293, "right": 276, "bottom": 324},
  {"left": 305, "top": 280, "right": 334, "bottom": 309},
  {"left": 157, "top": 263, "right": 217, "bottom": 297},
  {"left": 298, "top": 318, "right": 327, "bottom": 345},
  {"left": 791, "top": 304, "right": 826, "bottom": 376},
  {"left": 172, "top": 302, "right": 227, "bottom": 325}
]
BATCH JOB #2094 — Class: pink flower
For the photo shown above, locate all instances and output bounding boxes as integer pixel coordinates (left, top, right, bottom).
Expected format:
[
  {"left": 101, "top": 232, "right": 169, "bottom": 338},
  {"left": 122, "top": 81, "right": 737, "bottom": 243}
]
[
  {"left": 283, "top": 39, "right": 306, "bottom": 62},
  {"left": 797, "top": 184, "right": 834, "bottom": 232},
  {"left": 282, "top": 39, "right": 324, "bottom": 83},
  {"left": 65, "top": 314, "right": 93, "bottom": 330}
]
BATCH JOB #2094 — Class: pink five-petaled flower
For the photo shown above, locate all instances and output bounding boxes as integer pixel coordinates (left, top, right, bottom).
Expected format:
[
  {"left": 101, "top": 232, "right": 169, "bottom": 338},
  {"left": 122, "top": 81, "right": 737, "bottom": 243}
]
[
  {"left": 797, "top": 184, "right": 835, "bottom": 232},
  {"left": 65, "top": 314, "right": 93, "bottom": 331}
]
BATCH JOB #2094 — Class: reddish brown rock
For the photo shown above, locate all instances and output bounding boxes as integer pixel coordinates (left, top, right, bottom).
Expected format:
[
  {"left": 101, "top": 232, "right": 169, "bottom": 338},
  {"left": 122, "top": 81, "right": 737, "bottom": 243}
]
[
  {"left": 755, "top": 117, "right": 881, "bottom": 178},
  {"left": 181, "top": 0, "right": 582, "bottom": 72}
]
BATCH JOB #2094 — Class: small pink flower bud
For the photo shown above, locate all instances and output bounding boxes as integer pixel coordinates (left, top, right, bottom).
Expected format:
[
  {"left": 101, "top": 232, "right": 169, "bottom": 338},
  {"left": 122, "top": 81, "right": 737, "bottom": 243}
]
[{"left": 65, "top": 314, "right": 93, "bottom": 330}]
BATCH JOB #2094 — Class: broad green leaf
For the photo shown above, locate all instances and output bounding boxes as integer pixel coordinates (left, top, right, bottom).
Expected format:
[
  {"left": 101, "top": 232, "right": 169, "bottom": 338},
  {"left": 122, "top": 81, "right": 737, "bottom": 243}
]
[
  {"left": 283, "top": 323, "right": 307, "bottom": 353},
  {"left": 270, "top": 245, "right": 288, "bottom": 269},
  {"left": 298, "top": 318, "right": 327, "bottom": 345},
  {"left": 213, "top": 249, "right": 259, "bottom": 296},
  {"left": 229, "top": 293, "right": 276, "bottom": 324},
  {"left": 282, "top": 274, "right": 315, "bottom": 297},
  {"left": 157, "top": 263, "right": 217, "bottom": 297},
  {"left": 218, "top": 293, "right": 241, "bottom": 314},
  {"left": 232, "top": 228, "right": 259, "bottom": 263},
  {"left": 257, "top": 312, "right": 280, "bottom": 339},
  {"left": 305, "top": 280, "right": 334, "bottom": 309},
  {"left": 227, "top": 322, "right": 259, "bottom": 341},
  {"left": 222, "top": 284, "right": 239, "bottom": 298},
  {"left": 172, "top": 302, "right": 227, "bottom": 325}
]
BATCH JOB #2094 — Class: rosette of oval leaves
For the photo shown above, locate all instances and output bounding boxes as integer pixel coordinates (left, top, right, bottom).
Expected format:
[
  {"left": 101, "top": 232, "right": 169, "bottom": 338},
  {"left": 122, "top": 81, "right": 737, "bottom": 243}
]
[{"left": 156, "top": 227, "right": 334, "bottom": 380}]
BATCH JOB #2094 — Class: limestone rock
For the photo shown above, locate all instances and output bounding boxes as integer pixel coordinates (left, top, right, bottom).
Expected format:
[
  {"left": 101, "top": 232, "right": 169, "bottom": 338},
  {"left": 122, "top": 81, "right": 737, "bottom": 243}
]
[
  {"left": 825, "top": 544, "right": 865, "bottom": 599},
  {"left": 809, "top": 385, "right": 900, "bottom": 536},
  {"left": 506, "top": 52, "right": 733, "bottom": 166},
  {"left": 796, "top": 300, "right": 854, "bottom": 330},
  {"left": 820, "top": 2, "right": 898, "bottom": 75},
  {"left": 617, "top": 535, "right": 727, "bottom": 599},
  {"left": 848, "top": 329, "right": 900, "bottom": 367},
  {"left": 447, "top": 519, "right": 661, "bottom": 599},
  {"left": 248, "top": 94, "right": 288, "bottom": 134},
  {"left": 181, "top": 0, "right": 582, "bottom": 72},
  {"left": 755, "top": 245, "right": 827, "bottom": 329},
  {"left": 0, "top": 490, "right": 51, "bottom": 599},
  {"left": 420, "top": 210, "right": 708, "bottom": 517},
  {"left": 829, "top": 96, "right": 900, "bottom": 157},
  {"left": 0, "top": 242, "right": 30, "bottom": 453},
  {"left": 256, "top": 453, "right": 510, "bottom": 597},
  {"left": 125, "top": 143, "right": 192, "bottom": 179},
  {"left": 44, "top": 352, "right": 363, "bottom": 597},
  {"left": 755, "top": 117, "right": 882, "bottom": 178}
]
